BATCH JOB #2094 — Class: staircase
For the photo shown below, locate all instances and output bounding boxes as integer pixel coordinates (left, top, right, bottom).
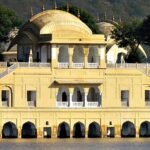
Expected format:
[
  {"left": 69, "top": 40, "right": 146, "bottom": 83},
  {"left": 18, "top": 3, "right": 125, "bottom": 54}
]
[
  {"left": 0, "top": 62, "right": 51, "bottom": 79},
  {"left": 0, "top": 63, "right": 18, "bottom": 79}
]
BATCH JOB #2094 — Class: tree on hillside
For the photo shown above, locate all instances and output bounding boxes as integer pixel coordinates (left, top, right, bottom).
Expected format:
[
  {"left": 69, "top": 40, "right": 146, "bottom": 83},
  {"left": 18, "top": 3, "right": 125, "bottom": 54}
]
[
  {"left": 59, "top": 5, "right": 100, "bottom": 34},
  {"left": 0, "top": 6, "right": 22, "bottom": 42},
  {"left": 111, "top": 19, "right": 146, "bottom": 63}
]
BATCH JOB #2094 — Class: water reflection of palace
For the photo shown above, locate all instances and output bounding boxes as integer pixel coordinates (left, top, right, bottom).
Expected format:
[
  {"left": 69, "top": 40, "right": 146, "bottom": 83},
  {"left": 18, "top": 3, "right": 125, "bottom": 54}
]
[{"left": 0, "top": 9, "right": 150, "bottom": 138}]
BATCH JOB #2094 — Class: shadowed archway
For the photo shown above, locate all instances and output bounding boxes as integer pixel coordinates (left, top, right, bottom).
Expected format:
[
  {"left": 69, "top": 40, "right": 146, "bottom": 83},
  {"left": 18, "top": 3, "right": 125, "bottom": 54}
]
[
  {"left": 57, "top": 122, "right": 70, "bottom": 138},
  {"left": 73, "top": 122, "right": 85, "bottom": 138},
  {"left": 21, "top": 122, "right": 37, "bottom": 138},
  {"left": 140, "top": 121, "right": 150, "bottom": 137},
  {"left": 121, "top": 121, "right": 136, "bottom": 138},
  {"left": 2, "top": 122, "right": 18, "bottom": 138},
  {"left": 88, "top": 122, "right": 101, "bottom": 138}
]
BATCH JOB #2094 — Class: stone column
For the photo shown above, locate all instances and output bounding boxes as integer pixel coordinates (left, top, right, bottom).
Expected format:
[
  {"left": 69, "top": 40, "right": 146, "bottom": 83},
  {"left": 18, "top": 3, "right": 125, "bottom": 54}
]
[
  {"left": 84, "top": 88, "right": 89, "bottom": 107},
  {"left": 69, "top": 93, "right": 73, "bottom": 107},
  {"left": 69, "top": 46, "right": 74, "bottom": 68},
  {"left": 84, "top": 93, "right": 88, "bottom": 107},
  {"left": 83, "top": 47, "right": 89, "bottom": 68},
  {"left": 69, "top": 88, "right": 74, "bottom": 107},
  {"left": 98, "top": 45, "right": 106, "bottom": 68},
  {"left": 51, "top": 45, "right": 59, "bottom": 69}
]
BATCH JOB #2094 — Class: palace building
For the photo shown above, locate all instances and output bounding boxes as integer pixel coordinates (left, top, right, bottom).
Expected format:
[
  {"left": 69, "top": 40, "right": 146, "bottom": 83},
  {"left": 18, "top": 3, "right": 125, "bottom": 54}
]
[{"left": 0, "top": 9, "right": 150, "bottom": 138}]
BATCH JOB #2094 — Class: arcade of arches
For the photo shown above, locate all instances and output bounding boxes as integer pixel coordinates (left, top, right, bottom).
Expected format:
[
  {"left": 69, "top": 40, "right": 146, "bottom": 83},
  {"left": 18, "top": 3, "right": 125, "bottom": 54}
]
[
  {"left": 1, "top": 120, "right": 150, "bottom": 138},
  {"left": 18, "top": 45, "right": 104, "bottom": 68}
]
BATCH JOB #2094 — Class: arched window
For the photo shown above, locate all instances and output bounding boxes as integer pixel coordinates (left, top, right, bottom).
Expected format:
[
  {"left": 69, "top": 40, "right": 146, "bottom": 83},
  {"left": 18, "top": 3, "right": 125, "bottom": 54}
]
[
  {"left": 73, "top": 46, "right": 84, "bottom": 63},
  {"left": 72, "top": 87, "right": 84, "bottom": 102},
  {"left": 87, "top": 87, "right": 100, "bottom": 102},
  {"left": 58, "top": 46, "right": 69, "bottom": 63},
  {"left": 57, "top": 87, "right": 69, "bottom": 102},
  {"left": 88, "top": 46, "right": 98, "bottom": 63}
]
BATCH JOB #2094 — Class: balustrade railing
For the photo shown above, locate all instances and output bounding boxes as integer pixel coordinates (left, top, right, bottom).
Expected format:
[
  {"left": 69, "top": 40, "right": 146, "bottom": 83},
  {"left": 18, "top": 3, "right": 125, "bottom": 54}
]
[
  {"left": 86, "top": 102, "right": 99, "bottom": 107},
  {"left": 56, "top": 102, "right": 69, "bottom": 107},
  {"left": 2, "top": 101, "right": 9, "bottom": 107},
  {"left": 145, "top": 101, "right": 150, "bottom": 106},
  {"left": 28, "top": 101, "right": 36, "bottom": 107},
  {"left": 18, "top": 62, "right": 50, "bottom": 67},
  {"left": 72, "top": 102, "right": 84, "bottom": 107},
  {"left": 87, "top": 63, "right": 98, "bottom": 68},
  {"left": 58, "top": 63, "right": 69, "bottom": 68},
  {"left": 0, "top": 62, "right": 7, "bottom": 67},
  {"left": 121, "top": 101, "right": 129, "bottom": 107},
  {"left": 72, "top": 63, "right": 84, "bottom": 68}
]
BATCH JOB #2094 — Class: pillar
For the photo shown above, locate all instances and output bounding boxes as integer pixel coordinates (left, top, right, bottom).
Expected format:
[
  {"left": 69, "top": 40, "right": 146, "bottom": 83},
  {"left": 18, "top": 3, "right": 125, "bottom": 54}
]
[
  {"left": 83, "top": 47, "right": 89, "bottom": 68},
  {"left": 84, "top": 88, "right": 89, "bottom": 107},
  {"left": 98, "top": 45, "right": 106, "bottom": 68},
  {"left": 69, "top": 93, "right": 73, "bottom": 107},
  {"left": 69, "top": 88, "right": 74, "bottom": 107},
  {"left": 51, "top": 45, "right": 59, "bottom": 69},
  {"left": 69, "top": 46, "right": 74, "bottom": 68}
]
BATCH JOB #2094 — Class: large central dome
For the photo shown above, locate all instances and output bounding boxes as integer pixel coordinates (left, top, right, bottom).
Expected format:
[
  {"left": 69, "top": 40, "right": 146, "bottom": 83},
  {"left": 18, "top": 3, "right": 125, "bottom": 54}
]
[{"left": 29, "top": 10, "right": 92, "bottom": 37}]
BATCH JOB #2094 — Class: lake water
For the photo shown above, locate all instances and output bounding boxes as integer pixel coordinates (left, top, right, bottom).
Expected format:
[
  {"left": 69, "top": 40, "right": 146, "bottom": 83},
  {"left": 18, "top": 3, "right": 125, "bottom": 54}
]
[{"left": 0, "top": 138, "right": 150, "bottom": 150}]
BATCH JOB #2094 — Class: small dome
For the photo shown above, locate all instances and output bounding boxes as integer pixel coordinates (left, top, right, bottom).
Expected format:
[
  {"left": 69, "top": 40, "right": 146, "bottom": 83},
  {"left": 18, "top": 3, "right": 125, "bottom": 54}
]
[{"left": 97, "top": 22, "right": 115, "bottom": 35}]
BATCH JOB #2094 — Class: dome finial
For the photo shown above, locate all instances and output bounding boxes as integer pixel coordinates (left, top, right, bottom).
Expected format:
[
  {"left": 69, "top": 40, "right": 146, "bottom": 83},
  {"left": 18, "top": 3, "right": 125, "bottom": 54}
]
[
  {"left": 54, "top": 0, "right": 57, "bottom": 10},
  {"left": 30, "top": 7, "right": 33, "bottom": 17},
  {"left": 97, "top": 13, "right": 100, "bottom": 22},
  {"left": 119, "top": 17, "right": 122, "bottom": 23},
  {"left": 77, "top": 9, "right": 80, "bottom": 18},
  {"left": 67, "top": 2, "right": 69, "bottom": 12},
  {"left": 112, "top": 15, "right": 115, "bottom": 21},
  {"left": 42, "top": 4, "right": 45, "bottom": 12}
]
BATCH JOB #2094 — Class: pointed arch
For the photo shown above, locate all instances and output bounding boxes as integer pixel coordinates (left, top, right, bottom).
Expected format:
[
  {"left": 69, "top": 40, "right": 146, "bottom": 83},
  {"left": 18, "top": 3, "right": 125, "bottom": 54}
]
[
  {"left": 21, "top": 122, "right": 37, "bottom": 138},
  {"left": 57, "top": 122, "right": 70, "bottom": 138},
  {"left": 139, "top": 121, "right": 150, "bottom": 137},
  {"left": 73, "top": 122, "right": 85, "bottom": 138},
  {"left": 121, "top": 121, "right": 136, "bottom": 137},
  {"left": 2, "top": 122, "right": 18, "bottom": 138},
  {"left": 88, "top": 122, "right": 101, "bottom": 138}
]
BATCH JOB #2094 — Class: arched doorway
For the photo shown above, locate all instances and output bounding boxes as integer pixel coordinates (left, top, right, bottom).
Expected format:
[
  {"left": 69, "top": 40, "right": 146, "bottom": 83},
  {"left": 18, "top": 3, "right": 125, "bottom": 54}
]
[
  {"left": 2, "top": 122, "right": 18, "bottom": 138},
  {"left": 21, "top": 122, "right": 37, "bottom": 138},
  {"left": 140, "top": 121, "right": 150, "bottom": 137},
  {"left": 57, "top": 122, "right": 70, "bottom": 138},
  {"left": 73, "top": 122, "right": 85, "bottom": 138},
  {"left": 88, "top": 122, "right": 101, "bottom": 138},
  {"left": 121, "top": 121, "right": 136, "bottom": 137}
]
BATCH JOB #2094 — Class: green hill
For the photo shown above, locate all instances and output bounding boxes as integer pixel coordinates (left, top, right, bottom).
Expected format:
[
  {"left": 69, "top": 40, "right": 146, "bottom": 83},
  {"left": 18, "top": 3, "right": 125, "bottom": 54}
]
[{"left": 0, "top": 0, "right": 150, "bottom": 21}]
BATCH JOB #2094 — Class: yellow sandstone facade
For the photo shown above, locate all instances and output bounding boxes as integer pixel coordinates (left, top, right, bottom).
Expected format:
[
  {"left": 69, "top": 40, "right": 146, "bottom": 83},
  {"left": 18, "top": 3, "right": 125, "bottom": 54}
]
[{"left": 0, "top": 9, "right": 150, "bottom": 138}]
